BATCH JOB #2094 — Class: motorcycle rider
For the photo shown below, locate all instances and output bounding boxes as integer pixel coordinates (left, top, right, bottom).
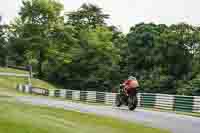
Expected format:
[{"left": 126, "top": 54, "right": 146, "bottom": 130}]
[
  {"left": 116, "top": 76, "right": 139, "bottom": 110},
  {"left": 122, "top": 76, "right": 139, "bottom": 96}
]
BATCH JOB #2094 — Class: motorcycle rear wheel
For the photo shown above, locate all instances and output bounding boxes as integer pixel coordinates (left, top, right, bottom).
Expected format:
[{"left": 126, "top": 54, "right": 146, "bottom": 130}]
[{"left": 115, "top": 94, "right": 122, "bottom": 107}]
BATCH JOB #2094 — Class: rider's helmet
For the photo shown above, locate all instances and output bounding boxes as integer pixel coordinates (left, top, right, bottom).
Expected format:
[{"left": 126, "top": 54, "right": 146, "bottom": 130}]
[{"left": 128, "top": 76, "right": 136, "bottom": 80}]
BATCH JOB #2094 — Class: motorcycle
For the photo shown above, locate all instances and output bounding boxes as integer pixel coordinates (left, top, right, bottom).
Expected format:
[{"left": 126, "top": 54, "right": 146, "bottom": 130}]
[{"left": 115, "top": 84, "right": 138, "bottom": 111}]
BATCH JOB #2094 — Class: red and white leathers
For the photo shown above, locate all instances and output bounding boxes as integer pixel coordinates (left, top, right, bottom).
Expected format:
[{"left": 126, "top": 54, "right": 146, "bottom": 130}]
[{"left": 122, "top": 79, "right": 139, "bottom": 96}]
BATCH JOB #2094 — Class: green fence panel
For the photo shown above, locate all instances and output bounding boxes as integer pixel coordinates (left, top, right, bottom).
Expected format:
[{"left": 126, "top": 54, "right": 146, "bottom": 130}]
[
  {"left": 66, "top": 90, "right": 72, "bottom": 100},
  {"left": 22, "top": 85, "right": 26, "bottom": 92},
  {"left": 96, "top": 92, "right": 105, "bottom": 103},
  {"left": 80, "top": 91, "right": 87, "bottom": 102},
  {"left": 141, "top": 93, "right": 156, "bottom": 108},
  {"left": 174, "top": 96, "right": 193, "bottom": 112},
  {"left": 54, "top": 90, "right": 60, "bottom": 97}
]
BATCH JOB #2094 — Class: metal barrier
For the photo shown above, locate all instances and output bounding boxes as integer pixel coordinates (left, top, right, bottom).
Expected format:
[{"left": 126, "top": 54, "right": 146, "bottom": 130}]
[{"left": 17, "top": 84, "right": 200, "bottom": 113}]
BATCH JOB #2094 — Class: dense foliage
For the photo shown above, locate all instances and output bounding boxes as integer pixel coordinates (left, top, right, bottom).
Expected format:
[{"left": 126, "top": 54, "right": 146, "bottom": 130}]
[
  {"left": 0, "top": 22, "right": 8, "bottom": 66},
  {"left": 1, "top": 0, "right": 200, "bottom": 95}
]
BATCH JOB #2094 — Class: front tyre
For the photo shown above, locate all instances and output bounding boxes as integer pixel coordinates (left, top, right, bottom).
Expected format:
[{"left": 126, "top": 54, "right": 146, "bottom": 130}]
[{"left": 128, "top": 96, "right": 138, "bottom": 111}]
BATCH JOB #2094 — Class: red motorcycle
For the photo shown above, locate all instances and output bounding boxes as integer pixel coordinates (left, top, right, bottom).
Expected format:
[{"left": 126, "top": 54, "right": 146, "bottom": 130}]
[{"left": 115, "top": 77, "right": 139, "bottom": 111}]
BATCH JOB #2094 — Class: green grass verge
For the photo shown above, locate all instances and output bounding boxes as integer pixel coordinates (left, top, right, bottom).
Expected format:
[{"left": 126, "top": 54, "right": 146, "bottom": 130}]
[
  {"left": 0, "top": 67, "right": 58, "bottom": 92},
  {"left": 0, "top": 67, "right": 29, "bottom": 74},
  {"left": 0, "top": 98, "right": 170, "bottom": 133}
]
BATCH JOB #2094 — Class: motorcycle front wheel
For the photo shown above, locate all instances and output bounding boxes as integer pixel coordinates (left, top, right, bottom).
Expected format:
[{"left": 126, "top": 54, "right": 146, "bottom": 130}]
[{"left": 128, "top": 95, "right": 138, "bottom": 111}]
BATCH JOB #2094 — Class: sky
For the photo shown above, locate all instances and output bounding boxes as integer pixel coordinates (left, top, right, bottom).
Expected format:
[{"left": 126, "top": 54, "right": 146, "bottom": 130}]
[{"left": 0, "top": 0, "right": 200, "bottom": 33}]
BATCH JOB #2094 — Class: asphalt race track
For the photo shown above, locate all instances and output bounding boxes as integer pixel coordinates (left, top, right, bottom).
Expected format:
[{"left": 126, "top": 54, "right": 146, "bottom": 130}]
[{"left": 16, "top": 96, "right": 200, "bottom": 133}]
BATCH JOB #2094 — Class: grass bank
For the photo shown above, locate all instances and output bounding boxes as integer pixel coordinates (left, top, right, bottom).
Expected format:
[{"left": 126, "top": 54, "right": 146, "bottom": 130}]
[
  {"left": 0, "top": 67, "right": 58, "bottom": 92},
  {"left": 0, "top": 98, "right": 170, "bottom": 133}
]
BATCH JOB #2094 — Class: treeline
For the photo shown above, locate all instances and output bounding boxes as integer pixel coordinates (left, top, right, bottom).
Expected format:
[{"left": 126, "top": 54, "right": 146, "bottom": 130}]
[{"left": 1, "top": 0, "right": 200, "bottom": 95}]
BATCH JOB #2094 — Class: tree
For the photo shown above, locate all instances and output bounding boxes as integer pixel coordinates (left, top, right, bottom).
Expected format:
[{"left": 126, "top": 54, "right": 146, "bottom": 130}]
[
  {"left": 10, "top": 0, "right": 65, "bottom": 77},
  {"left": 6, "top": 0, "right": 200, "bottom": 95},
  {"left": 126, "top": 23, "right": 200, "bottom": 94},
  {"left": 8, "top": 1, "right": 120, "bottom": 91},
  {"left": 0, "top": 17, "right": 8, "bottom": 66},
  {"left": 66, "top": 3, "right": 109, "bottom": 29},
  {"left": 58, "top": 26, "right": 120, "bottom": 91},
  {"left": 127, "top": 23, "right": 162, "bottom": 78},
  {"left": 108, "top": 25, "right": 128, "bottom": 83},
  {"left": 165, "top": 23, "right": 199, "bottom": 79}
]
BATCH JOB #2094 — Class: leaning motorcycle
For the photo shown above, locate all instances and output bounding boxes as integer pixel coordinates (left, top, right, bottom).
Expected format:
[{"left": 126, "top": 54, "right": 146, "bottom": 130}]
[{"left": 115, "top": 84, "right": 138, "bottom": 111}]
